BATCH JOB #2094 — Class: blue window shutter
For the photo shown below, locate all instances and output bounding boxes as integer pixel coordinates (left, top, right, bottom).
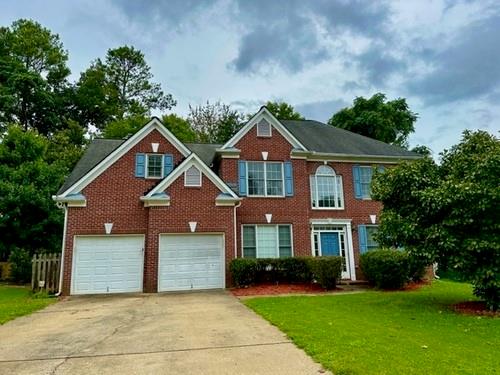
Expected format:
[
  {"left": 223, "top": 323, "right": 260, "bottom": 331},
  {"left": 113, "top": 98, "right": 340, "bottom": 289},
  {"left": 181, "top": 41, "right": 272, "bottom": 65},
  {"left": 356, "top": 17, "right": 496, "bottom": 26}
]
[
  {"left": 163, "top": 154, "right": 173, "bottom": 176},
  {"left": 353, "top": 165, "right": 362, "bottom": 199},
  {"left": 358, "top": 225, "right": 368, "bottom": 254},
  {"left": 238, "top": 160, "right": 247, "bottom": 196},
  {"left": 135, "top": 153, "right": 145, "bottom": 177},
  {"left": 284, "top": 161, "right": 294, "bottom": 196}
]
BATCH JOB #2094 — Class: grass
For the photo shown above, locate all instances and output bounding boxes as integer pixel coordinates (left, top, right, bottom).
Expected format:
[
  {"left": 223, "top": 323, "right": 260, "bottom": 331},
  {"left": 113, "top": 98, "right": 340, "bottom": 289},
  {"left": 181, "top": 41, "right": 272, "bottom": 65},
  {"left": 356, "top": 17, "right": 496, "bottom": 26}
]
[
  {"left": 0, "top": 284, "right": 56, "bottom": 324},
  {"left": 244, "top": 280, "right": 500, "bottom": 375}
]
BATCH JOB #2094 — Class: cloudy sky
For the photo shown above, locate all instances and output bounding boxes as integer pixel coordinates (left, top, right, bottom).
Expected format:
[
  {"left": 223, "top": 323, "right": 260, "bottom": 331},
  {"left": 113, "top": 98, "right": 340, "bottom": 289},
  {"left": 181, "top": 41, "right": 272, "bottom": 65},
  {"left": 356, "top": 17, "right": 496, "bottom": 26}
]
[{"left": 2, "top": 0, "right": 499, "bottom": 155}]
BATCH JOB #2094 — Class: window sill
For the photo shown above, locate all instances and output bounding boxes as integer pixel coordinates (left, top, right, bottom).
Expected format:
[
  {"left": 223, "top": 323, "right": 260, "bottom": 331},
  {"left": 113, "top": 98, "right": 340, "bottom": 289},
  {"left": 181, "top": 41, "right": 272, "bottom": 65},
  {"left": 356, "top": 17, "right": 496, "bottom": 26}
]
[
  {"left": 311, "top": 207, "right": 345, "bottom": 210},
  {"left": 246, "top": 195, "right": 287, "bottom": 199}
]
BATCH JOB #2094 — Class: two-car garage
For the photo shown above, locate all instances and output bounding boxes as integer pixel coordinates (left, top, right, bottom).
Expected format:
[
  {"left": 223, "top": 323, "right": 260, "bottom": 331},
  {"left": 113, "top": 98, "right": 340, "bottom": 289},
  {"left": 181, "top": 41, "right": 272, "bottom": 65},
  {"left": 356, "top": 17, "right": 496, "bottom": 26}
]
[{"left": 71, "top": 234, "right": 224, "bottom": 295}]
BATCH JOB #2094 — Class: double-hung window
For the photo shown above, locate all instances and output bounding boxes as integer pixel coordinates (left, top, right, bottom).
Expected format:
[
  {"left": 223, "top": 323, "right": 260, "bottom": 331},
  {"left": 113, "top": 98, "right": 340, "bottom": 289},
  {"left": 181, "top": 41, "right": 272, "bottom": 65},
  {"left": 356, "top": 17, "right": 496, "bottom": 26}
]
[
  {"left": 146, "top": 154, "right": 163, "bottom": 178},
  {"left": 359, "top": 166, "right": 373, "bottom": 198},
  {"left": 247, "top": 162, "right": 284, "bottom": 197},
  {"left": 310, "top": 165, "right": 344, "bottom": 209},
  {"left": 242, "top": 225, "right": 292, "bottom": 258},
  {"left": 358, "top": 225, "right": 379, "bottom": 253}
]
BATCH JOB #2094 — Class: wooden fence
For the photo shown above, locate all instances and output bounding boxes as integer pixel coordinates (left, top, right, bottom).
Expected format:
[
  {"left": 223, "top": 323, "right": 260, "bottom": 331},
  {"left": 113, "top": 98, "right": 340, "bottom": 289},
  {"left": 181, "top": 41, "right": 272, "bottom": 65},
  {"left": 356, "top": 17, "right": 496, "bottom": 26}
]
[{"left": 32, "top": 253, "right": 61, "bottom": 293}]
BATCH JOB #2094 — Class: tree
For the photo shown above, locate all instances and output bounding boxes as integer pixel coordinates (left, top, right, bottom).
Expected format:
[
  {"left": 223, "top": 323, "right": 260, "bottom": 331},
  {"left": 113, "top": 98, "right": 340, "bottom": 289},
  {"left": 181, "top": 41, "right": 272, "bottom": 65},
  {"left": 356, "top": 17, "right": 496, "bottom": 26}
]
[
  {"left": 102, "top": 115, "right": 148, "bottom": 139},
  {"left": 75, "top": 46, "right": 176, "bottom": 130},
  {"left": 0, "top": 125, "right": 65, "bottom": 260},
  {"left": 0, "top": 19, "right": 71, "bottom": 134},
  {"left": 411, "top": 145, "right": 432, "bottom": 157},
  {"left": 187, "top": 101, "right": 243, "bottom": 143},
  {"left": 162, "top": 114, "right": 197, "bottom": 143},
  {"left": 372, "top": 130, "right": 500, "bottom": 310},
  {"left": 328, "top": 93, "right": 417, "bottom": 148},
  {"left": 265, "top": 101, "right": 304, "bottom": 120}
]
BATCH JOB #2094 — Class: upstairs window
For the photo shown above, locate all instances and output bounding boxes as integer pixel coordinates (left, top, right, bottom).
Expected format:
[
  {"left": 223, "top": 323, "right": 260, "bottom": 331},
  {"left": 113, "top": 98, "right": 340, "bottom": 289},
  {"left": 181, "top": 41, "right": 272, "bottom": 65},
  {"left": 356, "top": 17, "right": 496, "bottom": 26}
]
[
  {"left": 353, "top": 165, "right": 385, "bottom": 199},
  {"left": 247, "top": 162, "right": 283, "bottom": 197},
  {"left": 257, "top": 119, "right": 272, "bottom": 137},
  {"left": 184, "top": 165, "right": 201, "bottom": 187},
  {"left": 146, "top": 154, "right": 163, "bottom": 178},
  {"left": 310, "top": 165, "right": 344, "bottom": 209}
]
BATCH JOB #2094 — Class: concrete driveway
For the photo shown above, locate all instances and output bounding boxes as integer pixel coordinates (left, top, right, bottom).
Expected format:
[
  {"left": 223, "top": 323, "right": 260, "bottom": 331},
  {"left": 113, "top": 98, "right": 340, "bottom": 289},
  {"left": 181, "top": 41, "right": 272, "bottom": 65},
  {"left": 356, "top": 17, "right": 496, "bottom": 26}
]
[{"left": 0, "top": 291, "right": 328, "bottom": 374}]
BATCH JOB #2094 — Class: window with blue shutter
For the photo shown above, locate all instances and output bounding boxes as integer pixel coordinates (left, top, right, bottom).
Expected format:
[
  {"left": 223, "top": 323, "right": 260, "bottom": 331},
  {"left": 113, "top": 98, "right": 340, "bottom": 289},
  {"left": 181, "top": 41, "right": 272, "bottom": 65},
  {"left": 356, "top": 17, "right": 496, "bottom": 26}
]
[
  {"left": 163, "top": 154, "right": 173, "bottom": 176},
  {"left": 284, "top": 161, "right": 294, "bottom": 196},
  {"left": 238, "top": 160, "right": 247, "bottom": 196},
  {"left": 135, "top": 154, "right": 145, "bottom": 177},
  {"left": 353, "top": 165, "right": 362, "bottom": 199},
  {"left": 358, "top": 225, "right": 367, "bottom": 254}
]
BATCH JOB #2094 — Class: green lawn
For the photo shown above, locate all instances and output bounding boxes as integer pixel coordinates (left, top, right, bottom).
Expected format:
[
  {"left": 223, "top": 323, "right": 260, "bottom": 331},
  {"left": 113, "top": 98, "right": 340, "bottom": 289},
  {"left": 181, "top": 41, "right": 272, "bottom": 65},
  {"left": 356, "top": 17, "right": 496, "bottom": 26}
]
[
  {"left": 244, "top": 281, "right": 499, "bottom": 375},
  {"left": 0, "top": 285, "right": 55, "bottom": 324}
]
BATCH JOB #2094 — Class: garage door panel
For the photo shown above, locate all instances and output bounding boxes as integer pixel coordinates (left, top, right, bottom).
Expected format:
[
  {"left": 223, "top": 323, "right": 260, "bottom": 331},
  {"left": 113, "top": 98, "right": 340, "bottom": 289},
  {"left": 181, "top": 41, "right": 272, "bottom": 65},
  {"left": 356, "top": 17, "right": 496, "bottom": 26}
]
[
  {"left": 72, "top": 236, "right": 144, "bottom": 295},
  {"left": 159, "top": 234, "right": 224, "bottom": 292}
]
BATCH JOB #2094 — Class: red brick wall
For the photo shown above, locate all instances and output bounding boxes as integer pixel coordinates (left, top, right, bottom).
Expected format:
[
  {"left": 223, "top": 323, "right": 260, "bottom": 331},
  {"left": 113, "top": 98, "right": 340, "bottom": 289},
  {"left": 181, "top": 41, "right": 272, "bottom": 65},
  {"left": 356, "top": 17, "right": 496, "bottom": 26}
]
[
  {"left": 63, "top": 130, "right": 186, "bottom": 294},
  {"left": 219, "top": 125, "right": 387, "bottom": 279},
  {"left": 144, "top": 174, "right": 234, "bottom": 292}
]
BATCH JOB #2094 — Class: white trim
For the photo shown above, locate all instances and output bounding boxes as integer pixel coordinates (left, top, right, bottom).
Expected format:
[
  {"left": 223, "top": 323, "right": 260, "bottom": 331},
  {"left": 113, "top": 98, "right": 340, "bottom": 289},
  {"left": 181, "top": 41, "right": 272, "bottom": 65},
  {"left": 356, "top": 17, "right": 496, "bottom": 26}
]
[
  {"left": 220, "top": 107, "right": 307, "bottom": 151},
  {"left": 292, "top": 150, "right": 420, "bottom": 164},
  {"left": 58, "top": 118, "right": 190, "bottom": 197},
  {"left": 146, "top": 153, "right": 239, "bottom": 200},
  {"left": 71, "top": 234, "right": 145, "bottom": 295},
  {"left": 157, "top": 232, "right": 226, "bottom": 292}
]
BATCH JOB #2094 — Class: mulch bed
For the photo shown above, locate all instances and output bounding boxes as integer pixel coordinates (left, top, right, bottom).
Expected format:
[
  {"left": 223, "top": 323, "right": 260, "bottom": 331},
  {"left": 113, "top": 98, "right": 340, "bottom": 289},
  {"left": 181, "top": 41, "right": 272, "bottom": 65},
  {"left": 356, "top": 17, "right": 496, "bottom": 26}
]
[
  {"left": 231, "top": 283, "right": 342, "bottom": 297},
  {"left": 453, "top": 301, "right": 500, "bottom": 317}
]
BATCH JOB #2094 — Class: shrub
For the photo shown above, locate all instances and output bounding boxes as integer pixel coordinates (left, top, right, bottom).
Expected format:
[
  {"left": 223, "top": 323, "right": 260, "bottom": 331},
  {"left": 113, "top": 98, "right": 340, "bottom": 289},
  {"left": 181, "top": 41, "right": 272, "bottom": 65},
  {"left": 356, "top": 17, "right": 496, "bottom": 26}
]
[
  {"left": 229, "top": 258, "right": 257, "bottom": 287},
  {"left": 8, "top": 248, "right": 32, "bottom": 283},
  {"left": 281, "top": 257, "right": 313, "bottom": 283},
  {"left": 256, "top": 258, "right": 282, "bottom": 283},
  {"left": 308, "top": 256, "right": 342, "bottom": 290},
  {"left": 407, "top": 252, "right": 429, "bottom": 281},
  {"left": 360, "top": 249, "right": 409, "bottom": 289}
]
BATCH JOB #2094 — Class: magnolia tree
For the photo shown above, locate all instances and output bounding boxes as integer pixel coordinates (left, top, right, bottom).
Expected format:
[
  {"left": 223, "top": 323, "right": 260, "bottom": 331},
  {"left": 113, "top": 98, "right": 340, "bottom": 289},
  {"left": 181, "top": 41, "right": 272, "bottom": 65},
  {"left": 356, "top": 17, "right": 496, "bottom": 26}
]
[{"left": 372, "top": 130, "right": 500, "bottom": 310}]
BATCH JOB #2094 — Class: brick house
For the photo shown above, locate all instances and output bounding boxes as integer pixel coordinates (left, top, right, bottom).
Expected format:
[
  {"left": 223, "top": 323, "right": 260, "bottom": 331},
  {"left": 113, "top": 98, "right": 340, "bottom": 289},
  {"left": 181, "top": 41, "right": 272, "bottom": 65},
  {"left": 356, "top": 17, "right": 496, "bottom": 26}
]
[{"left": 53, "top": 107, "right": 419, "bottom": 295}]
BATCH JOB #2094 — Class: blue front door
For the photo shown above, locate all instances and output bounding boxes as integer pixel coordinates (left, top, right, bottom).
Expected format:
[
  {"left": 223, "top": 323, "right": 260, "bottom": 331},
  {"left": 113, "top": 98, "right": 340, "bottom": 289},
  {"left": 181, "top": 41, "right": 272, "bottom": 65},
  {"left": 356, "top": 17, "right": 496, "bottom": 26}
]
[{"left": 320, "top": 232, "right": 340, "bottom": 256}]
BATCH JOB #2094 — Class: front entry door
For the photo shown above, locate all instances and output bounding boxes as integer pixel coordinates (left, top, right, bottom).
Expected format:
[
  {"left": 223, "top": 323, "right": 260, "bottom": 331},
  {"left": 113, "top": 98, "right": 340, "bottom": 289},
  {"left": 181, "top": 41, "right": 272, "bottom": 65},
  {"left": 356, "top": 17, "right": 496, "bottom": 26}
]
[{"left": 320, "top": 232, "right": 340, "bottom": 256}]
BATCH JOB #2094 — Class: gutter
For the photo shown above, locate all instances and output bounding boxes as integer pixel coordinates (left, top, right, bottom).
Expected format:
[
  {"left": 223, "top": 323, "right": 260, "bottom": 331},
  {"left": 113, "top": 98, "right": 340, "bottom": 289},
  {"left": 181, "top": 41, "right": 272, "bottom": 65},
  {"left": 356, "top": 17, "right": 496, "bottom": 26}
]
[
  {"left": 233, "top": 201, "right": 242, "bottom": 259},
  {"left": 56, "top": 203, "right": 68, "bottom": 296}
]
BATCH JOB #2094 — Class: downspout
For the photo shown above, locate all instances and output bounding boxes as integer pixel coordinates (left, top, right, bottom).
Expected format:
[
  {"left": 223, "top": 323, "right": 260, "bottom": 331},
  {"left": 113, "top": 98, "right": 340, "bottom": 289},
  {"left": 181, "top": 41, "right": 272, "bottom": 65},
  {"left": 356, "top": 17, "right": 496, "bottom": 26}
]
[
  {"left": 56, "top": 204, "right": 68, "bottom": 296},
  {"left": 233, "top": 201, "right": 242, "bottom": 259}
]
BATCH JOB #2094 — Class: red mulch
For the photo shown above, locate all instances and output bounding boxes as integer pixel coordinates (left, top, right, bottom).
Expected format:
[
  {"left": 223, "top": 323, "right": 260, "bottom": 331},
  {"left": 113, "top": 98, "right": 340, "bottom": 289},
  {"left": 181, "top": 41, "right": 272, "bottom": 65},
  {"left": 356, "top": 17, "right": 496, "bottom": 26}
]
[
  {"left": 230, "top": 283, "right": 342, "bottom": 296},
  {"left": 453, "top": 301, "right": 500, "bottom": 317}
]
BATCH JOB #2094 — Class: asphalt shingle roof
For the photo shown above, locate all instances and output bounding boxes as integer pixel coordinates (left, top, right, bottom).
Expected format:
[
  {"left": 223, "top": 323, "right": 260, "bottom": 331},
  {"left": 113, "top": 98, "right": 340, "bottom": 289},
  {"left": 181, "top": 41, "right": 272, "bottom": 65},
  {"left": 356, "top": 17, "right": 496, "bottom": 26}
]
[
  {"left": 281, "top": 120, "right": 419, "bottom": 158},
  {"left": 57, "top": 120, "right": 418, "bottom": 195},
  {"left": 57, "top": 139, "right": 125, "bottom": 194}
]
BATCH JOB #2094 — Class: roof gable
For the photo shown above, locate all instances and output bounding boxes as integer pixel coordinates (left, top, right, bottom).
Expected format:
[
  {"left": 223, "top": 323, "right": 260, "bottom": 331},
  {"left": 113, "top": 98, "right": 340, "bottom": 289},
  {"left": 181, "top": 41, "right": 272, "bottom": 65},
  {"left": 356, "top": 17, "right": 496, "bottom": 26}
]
[
  {"left": 145, "top": 153, "right": 239, "bottom": 200},
  {"left": 57, "top": 118, "right": 191, "bottom": 197},
  {"left": 220, "top": 107, "right": 307, "bottom": 151}
]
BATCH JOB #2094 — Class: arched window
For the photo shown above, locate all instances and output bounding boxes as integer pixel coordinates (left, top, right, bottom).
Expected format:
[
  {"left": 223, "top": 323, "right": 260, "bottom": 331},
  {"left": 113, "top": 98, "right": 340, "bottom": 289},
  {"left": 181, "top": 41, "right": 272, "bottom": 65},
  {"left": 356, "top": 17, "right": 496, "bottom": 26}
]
[
  {"left": 184, "top": 165, "right": 201, "bottom": 187},
  {"left": 310, "top": 165, "right": 344, "bottom": 209}
]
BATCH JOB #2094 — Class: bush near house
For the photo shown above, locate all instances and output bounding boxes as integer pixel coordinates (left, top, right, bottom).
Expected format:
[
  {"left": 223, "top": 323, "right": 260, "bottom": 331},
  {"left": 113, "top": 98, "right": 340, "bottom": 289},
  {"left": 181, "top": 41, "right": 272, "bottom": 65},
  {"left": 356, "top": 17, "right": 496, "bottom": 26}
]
[
  {"left": 230, "top": 256, "right": 341, "bottom": 289},
  {"left": 360, "top": 249, "right": 410, "bottom": 289}
]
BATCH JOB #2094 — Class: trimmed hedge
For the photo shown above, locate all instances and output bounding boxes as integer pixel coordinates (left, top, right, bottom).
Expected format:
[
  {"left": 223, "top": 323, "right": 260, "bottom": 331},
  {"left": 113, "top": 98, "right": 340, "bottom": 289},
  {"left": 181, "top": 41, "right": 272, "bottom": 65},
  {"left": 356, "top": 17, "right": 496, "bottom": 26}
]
[
  {"left": 308, "top": 256, "right": 342, "bottom": 290},
  {"left": 230, "top": 256, "right": 341, "bottom": 289},
  {"left": 360, "top": 249, "right": 409, "bottom": 289}
]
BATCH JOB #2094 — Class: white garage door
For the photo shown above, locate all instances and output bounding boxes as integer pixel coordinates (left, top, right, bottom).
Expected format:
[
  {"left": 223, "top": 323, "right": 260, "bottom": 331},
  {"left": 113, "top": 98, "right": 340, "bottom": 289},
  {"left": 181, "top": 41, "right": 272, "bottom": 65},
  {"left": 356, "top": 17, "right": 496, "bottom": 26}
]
[
  {"left": 72, "top": 236, "right": 144, "bottom": 295},
  {"left": 159, "top": 234, "right": 224, "bottom": 292}
]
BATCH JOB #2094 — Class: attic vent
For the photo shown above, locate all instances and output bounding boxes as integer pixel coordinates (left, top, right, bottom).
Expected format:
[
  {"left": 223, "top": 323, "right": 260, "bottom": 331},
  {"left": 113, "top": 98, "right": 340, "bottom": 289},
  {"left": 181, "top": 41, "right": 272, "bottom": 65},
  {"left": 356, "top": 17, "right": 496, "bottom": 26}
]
[
  {"left": 257, "top": 119, "right": 271, "bottom": 137},
  {"left": 184, "top": 165, "right": 201, "bottom": 187}
]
